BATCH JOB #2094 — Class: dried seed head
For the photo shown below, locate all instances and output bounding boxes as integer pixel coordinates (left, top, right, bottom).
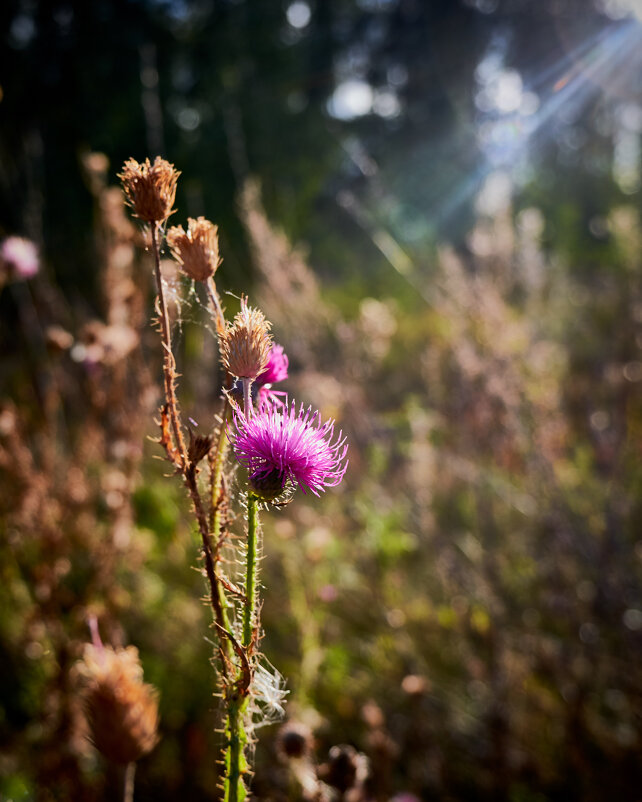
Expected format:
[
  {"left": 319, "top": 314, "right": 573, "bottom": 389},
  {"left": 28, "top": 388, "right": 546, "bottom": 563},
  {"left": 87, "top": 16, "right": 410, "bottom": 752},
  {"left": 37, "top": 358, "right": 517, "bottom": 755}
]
[
  {"left": 276, "top": 721, "right": 314, "bottom": 760},
  {"left": 319, "top": 745, "right": 369, "bottom": 793},
  {"left": 166, "top": 217, "right": 220, "bottom": 282},
  {"left": 77, "top": 643, "right": 159, "bottom": 765},
  {"left": 220, "top": 298, "right": 272, "bottom": 380},
  {"left": 119, "top": 156, "right": 180, "bottom": 223}
]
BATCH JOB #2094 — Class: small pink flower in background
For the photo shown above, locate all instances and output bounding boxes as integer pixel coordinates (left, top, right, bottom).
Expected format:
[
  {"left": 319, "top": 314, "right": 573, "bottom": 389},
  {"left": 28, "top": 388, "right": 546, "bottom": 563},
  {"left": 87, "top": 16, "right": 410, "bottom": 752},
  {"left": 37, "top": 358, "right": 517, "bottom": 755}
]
[
  {"left": 0, "top": 236, "right": 39, "bottom": 280},
  {"left": 231, "top": 400, "right": 348, "bottom": 500},
  {"left": 256, "top": 343, "right": 289, "bottom": 410},
  {"left": 318, "top": 584, "right": 338, "bottom": 603}
]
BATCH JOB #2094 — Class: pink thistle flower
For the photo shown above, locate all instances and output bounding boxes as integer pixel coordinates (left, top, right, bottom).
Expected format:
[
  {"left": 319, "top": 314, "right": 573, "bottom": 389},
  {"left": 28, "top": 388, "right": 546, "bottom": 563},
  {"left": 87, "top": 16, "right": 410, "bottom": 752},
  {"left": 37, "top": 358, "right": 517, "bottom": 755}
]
[
  {"left": 256, "top": 343, "right": 289, "bottom": 410},
  {"left": 1, "top": 236, "right": 39, "bottom": 280},
  {"left": 256, "top": 343, "right": 289, "bottom": 386},
  {"left": 231, "top": 401, "right": 348, "bottom": 500}
]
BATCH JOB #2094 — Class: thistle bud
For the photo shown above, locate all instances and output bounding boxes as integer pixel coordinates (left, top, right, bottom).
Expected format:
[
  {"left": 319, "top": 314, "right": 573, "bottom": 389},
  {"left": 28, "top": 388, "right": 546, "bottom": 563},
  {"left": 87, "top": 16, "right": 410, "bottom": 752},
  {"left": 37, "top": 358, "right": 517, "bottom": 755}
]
[
  {"left": 119, "top": 156, "right": 179, "bottom": 223},
  {"left": 166, "top": 217, "right": 220, "bottom": 282},
  {"left": 77, "top": 642, "right": 159, "bottom": 765},
  {"left": 220, "top": 298, "right": 272, "bottom": 380}
]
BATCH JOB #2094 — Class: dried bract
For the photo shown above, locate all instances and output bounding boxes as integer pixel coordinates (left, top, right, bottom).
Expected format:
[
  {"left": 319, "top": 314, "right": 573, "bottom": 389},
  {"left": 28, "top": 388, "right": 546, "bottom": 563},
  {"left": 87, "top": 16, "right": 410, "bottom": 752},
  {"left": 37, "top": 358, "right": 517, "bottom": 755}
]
[
  {"left": 77, "top": 643, "right": 159, "bottom": 765},
  {"left": 167, "top": 217, "right": 220, "bottom": 282},
  {"left": 119, "top": 156, "right": 179, "bottom": 223},
  {"left": 220, "top": 298, "right": 272, "bottom": 380}
]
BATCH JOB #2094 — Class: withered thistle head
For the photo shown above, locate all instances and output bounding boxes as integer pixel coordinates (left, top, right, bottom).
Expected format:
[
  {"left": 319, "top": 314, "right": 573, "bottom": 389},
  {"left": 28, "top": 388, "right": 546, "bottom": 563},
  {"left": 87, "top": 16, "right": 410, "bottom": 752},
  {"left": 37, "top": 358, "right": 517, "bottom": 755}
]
[
  {"left": 119, "top": 156, "right": 180, "bottom": 223},
  {"left": 220, "top": 297, "right": 272, "bottom": 380},
  {"left": 166, "top": 217, "right": 220, "bottom": 282},
  {"left": 276, "top": 721, "right": 314, "bottom": 761},
  {"left": 319, "top": 744, "right": 370, "bottom": 793},
  {"left": 77, "top": 643, "right": 159, "bottom": 765}
]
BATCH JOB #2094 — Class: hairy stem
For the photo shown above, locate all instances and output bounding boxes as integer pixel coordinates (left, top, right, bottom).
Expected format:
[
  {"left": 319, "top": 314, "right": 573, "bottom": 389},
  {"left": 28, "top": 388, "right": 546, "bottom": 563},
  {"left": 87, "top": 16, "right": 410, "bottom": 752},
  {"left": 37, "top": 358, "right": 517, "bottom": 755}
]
[
  {"left": 224, "top": 491, "right": 260, "bottom": 800},
  {"left": 243, "top": 492, "right": 259, "bottom": 648},
  {"left": 151, "top": 222, "right": 187, "bottom": 469},
  {"left": 223, "top": 693, "right": 249, "bottom": 802}
]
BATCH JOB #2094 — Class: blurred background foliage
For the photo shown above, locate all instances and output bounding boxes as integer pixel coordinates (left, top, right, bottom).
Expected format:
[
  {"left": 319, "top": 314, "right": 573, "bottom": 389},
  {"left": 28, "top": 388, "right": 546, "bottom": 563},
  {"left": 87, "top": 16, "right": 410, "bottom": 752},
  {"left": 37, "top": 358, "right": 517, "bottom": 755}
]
[{"left": 1, "top": 0, "right": 642, "bottom": 800}]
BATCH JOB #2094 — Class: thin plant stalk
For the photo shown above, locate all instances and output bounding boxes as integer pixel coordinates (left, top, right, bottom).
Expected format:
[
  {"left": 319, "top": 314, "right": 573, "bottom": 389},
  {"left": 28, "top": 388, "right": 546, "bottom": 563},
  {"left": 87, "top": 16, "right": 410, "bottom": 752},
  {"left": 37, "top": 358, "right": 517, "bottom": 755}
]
[
  {"left": 224, "top": 694, "right": 249, "bottom": 802},
  {"left": 123, "top": 762, "right": 136, "bottom": 802},
  {"left": 210, "top": 404, "right": 234, "bottom": 666},
  {"left": 206, "top": 276, "right": 226, "bottom": 334},
  {"left": 150, "top": 221, "right": 187, "bottom": 469}
]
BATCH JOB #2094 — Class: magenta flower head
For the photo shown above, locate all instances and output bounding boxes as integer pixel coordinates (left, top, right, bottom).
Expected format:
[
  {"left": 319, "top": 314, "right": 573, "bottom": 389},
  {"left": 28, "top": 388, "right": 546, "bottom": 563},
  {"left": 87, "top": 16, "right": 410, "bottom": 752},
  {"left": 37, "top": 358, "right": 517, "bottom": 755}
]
[
  {"left": 231, "top": 401, "right": 348, "bottom": 500},
  {"left": 256, "top": 343, "right": 289, "bottom": 386},
  {"left": 256, "top": 343, "right": 289, "bottom": 410}
]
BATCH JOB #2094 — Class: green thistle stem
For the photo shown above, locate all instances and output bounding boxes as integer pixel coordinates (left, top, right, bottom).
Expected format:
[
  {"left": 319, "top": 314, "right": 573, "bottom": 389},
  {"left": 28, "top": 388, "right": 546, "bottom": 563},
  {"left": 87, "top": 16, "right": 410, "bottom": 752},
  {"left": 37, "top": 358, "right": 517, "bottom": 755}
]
[
  {"left": 243, "top": 491, "right": 259, "bottom": 648},
  {"left": 223, "top": 693, "right": 249, "bottom": 802},
  {"left": 223, "top": 490, "right": 259, "bottom": 802}
]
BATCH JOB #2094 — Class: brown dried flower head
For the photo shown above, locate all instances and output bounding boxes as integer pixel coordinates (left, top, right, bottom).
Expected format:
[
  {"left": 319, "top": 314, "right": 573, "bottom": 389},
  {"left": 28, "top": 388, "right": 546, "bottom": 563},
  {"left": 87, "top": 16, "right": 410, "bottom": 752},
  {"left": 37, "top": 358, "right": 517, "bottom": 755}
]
[
  {"left": 319, "top": 744, "right": 370, "bottom": 793},
  {"left": 119, "top": 156, "right": 180, "bottom": 223},
  {"left": 77, "top": 643, "right": 159, "bottom": 765},
  {"left": 276, "top": 721, "right": 314, "bottom": 761},
  {"left": 166, "top": 217, "right": 220, "bottom": 282},
  {"left": 220, "top": 297, "right": 272, "bottom": 379}
]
